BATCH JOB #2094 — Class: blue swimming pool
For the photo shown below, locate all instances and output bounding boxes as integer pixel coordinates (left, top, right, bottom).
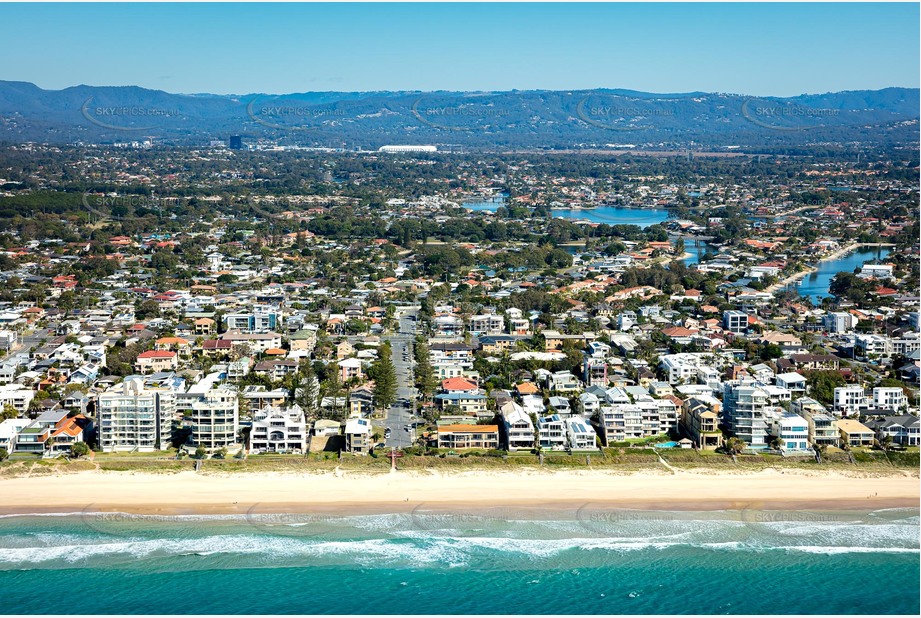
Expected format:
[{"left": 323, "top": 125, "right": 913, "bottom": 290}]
[{"left": 653, "top": 441, "right": 678, "bottom": 448}]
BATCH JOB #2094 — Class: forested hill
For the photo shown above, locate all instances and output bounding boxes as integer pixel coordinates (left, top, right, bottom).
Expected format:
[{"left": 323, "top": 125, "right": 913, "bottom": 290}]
[{"left": 0, "top": 81, "right": 917, "bottom": 151}]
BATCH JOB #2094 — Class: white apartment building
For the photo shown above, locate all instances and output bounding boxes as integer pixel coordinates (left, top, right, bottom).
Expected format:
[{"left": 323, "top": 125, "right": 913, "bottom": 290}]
[
  {"left": 249, "top": 405, "right": 308, "bottom": 454},
  {"left": 823, "top": 312, "right": 855, "bottom": 334},
  {"left": 872, "top": 387, "right": 908, "bottom": 412},
  {"left": 859, "top": 263, "right": 893, "bottom": 279},
  {"left": 97, "top": 378, "right": 176, "bottom": 452},
  {"left": 723, "top": 310, "right": 749, "bottom": 334},
  {"left": 178, "top": 376, "right": 239, "bottom": 451},
  {"left": 722, "top": 381, "right": 770, "bottom": 449},
  {"left": 772, "top": 414, "right": 811, "bottom": 451},
  {"left": 854, "top": 334, "right": 892, "bottom": 359},
  {"left": 893, "top": 332, "right": 920, "bottom": 356},
  {"left": 468, "top": 314, "right": 504, "bottom": 336},
  {"left": 659, "top": 353, "right": 730, "bottom": 389},
  {"left": 0, "top": 384, "right": 35, "bottom": 415},
  {"left": 598, "top": 404, "right": 645, "bottom": 443},
  {"left": 833, "top": 386, "right": 866, "bottom": 415},
  {"left": 223, "top": 305, "right": 282, "bottom": 333}
]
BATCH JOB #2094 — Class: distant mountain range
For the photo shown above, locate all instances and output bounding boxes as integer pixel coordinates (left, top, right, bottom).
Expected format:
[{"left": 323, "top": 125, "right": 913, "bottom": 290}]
[{"left": 0, "top": 81, "right": 917, "bottom": 151}]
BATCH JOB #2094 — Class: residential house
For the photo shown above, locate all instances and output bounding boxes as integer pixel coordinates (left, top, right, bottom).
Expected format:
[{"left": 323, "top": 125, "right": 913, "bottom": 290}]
[
  {"left": 0, "top": 384, "right": 35, "bottom": 414},
  {"left": 253, "top": 359, "right": 299, "bottom": 382},
  {"left": 681, "top": 398, "right": 723, "bottom": 450},
  {"left": 437, "top": 424, "right": 499, "bottom": 449},
  {"left": 241, "top": 385, "right": 289, "bottom": 412},
  {"left": 500, "top": 402, "right": 534, "bottom": 450},
  {"left": 434, "top": 392, "right": 489, "bottom": 417},
  {"left": 344, "top": 417, "right": 372, "bottom": 453},
  {"left": 135, "top": 350, "right": 178, "bottom": 374},
  {"left": 770, "top": 414, "right": 811, "bottom": 452},
  {"left": 864, "top": 415, "right": 920, "bottom": 446},
  {"left": 537, "top": 414, "right": 567, "bottom": 450},
  {"left": 837, "top": 418, "right": 875, "bottom": 447},
  {"left": 565, "top": 416, "right": 599, "bottom": 450}
]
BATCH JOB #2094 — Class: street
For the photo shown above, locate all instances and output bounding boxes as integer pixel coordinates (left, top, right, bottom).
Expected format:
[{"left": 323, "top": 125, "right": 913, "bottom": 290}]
[{"left": 383, "top": 307, "right": 421, "bottom": 448}]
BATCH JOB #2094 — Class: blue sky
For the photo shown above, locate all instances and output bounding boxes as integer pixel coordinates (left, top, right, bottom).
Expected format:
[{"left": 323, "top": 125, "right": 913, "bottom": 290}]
[{"left": 1, "top": 2, "right": 918, "bottom": 96}]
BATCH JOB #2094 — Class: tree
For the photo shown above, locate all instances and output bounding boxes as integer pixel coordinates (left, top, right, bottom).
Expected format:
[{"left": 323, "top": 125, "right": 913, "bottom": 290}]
[
  {"left": 135, "top": 299, "right": 160, "bottom": 320},
  {"left": 725, "top": 437, "right": 746, "bottom": 456},
  {"left": 1, "top": 403, "right": 18, "bottom": 421},
  {"left": 0, "top": 447, "right": 7, "bottom": 462},
  {"left": 322, "top": 365, "right": 344, "bottom": 419},
  {"left": 71, "top": 441, "right": 90, "bottom": 458},
  {"left": 760, "top": 344, "right": 783, "bottom": 360},
  {"left": 195, "top": 444, "right": 208, "bottom": 459},
  {"left": 878, "top": 435, "right": 893, "bottom": 452},
  {"left": 295, "top": 365, "right": 320, "bottom": 418},
  {"left": 803, "top": 370, "right": 846, "bottom": 405},
  {"left": 413, "top": 338, "right": 437, "bottom": 400},
  {"left": 371, "top": 343, "right": 397, "bottom": 410}
]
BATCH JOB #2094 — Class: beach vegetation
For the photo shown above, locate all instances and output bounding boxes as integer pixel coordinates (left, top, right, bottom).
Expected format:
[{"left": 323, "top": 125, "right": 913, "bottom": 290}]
[
  {"left": 724, "top": 437, "right": 746, "bottom": 457},
  {"left": 70, "top": 442, "right": 90, "bottom": 458}
]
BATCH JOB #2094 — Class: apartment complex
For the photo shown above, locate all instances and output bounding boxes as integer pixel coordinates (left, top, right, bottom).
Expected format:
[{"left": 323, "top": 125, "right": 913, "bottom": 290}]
[
  {"left": 97, "top": 378, "right": 176, "bottom": 452},
  {"left": 722, "top": 381, "right": 770, "bottom": 449}
]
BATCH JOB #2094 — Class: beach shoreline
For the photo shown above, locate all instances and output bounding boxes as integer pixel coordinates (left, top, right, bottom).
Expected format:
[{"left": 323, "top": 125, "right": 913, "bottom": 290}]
[{"left": 1, "top": 468, "right": 916, "bottom": 516}]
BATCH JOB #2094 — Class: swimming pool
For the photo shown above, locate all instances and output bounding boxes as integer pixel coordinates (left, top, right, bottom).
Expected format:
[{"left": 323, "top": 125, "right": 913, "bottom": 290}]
[{"left": 653, "top": 441, "right": 678, "bottom": 448}]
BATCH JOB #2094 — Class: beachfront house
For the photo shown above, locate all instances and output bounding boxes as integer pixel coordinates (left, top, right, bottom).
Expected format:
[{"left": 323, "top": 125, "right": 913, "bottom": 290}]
[
  {"left": 344, "top": 417, "right": 372, "bottom": 454},
  {"left": 436, "top": 424, "right": 499, "bottom": 450},
  {"left": 500, "top": 402, "right": 535, "bottom": 451},
  {"left": 837, "top": 419, "right": 875, "bottom": 447},
  {"left": 565, "top": 416, "right": 599, "bottom": 450},
  {"left": 681, "top": 398, "right": 723, "bottom": 450},
  {"left": 537, "top": 414, "right": 567, "bottom": 450}
]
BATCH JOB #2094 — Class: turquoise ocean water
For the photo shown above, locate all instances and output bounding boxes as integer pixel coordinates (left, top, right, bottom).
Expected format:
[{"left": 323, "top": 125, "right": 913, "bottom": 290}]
[{"left": 0, "top": 506, "right": 918, "bottom": 614}]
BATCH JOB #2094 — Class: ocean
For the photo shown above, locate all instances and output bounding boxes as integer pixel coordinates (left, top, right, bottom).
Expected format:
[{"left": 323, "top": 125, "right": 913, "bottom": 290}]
[{"left": 0, "top": 506, "right": 918, "bottom": 614}]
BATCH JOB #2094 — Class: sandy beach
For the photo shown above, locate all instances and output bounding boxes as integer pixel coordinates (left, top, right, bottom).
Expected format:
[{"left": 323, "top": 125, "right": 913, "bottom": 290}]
[{"left": 1, "top": 468, "right": 917, "bottom": 515}]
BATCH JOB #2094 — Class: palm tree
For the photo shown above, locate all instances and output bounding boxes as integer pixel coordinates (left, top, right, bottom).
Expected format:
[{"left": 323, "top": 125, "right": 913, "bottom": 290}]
[
  {"left": 878, "top": 435, "right": 893, "bottom": 452},
  {"left": 725, "top": 437, "right": 746, "bottom": 457}
]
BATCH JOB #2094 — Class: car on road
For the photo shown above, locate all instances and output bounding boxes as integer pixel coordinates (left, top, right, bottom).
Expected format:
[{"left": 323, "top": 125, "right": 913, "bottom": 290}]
[{"left": 384, "top": 428, "right": 392, "bottom": 438}]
